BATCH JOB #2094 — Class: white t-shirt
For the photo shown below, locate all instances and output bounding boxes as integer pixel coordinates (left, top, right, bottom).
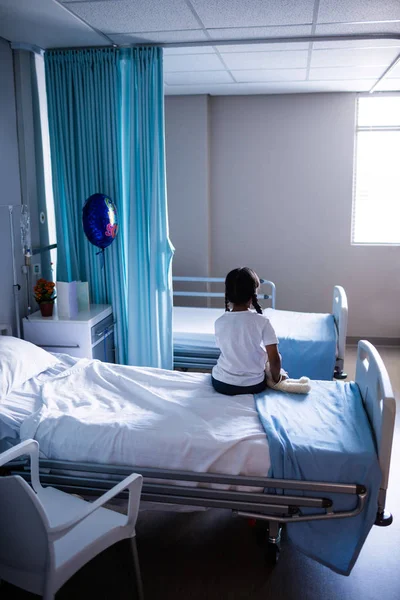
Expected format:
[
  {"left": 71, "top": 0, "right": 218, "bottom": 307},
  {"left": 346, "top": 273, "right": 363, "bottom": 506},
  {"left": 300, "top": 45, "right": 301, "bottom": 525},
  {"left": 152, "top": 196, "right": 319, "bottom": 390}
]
[{"left": 212, "top": 310, "right": 278, "bottom": 387}]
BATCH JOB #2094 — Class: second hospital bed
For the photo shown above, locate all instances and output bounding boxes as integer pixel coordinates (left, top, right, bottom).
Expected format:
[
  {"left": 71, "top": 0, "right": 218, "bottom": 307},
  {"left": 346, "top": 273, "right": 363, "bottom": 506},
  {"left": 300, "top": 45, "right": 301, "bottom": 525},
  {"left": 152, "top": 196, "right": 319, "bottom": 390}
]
[
  {"left": 173, "top": 277, "right": 348, "bottom": 380},
  {"left": 0, "top": 335, "right": 394, "bottom": 575}
]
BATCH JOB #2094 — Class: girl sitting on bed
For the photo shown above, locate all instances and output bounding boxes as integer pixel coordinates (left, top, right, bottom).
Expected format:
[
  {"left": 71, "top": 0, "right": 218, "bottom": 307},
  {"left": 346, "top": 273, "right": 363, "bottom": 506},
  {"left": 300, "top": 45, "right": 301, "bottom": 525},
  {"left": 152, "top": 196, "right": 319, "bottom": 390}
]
[{"left": 211, "top": 267, "right": 287, "bottom": 396}]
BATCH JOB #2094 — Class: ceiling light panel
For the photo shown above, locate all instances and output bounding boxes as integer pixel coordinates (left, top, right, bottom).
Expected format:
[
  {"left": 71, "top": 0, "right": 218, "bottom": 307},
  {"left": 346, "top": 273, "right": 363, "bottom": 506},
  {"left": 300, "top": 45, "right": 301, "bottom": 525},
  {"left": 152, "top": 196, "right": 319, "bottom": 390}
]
[
  {"left": 315, "top": 21, "right": 400, "bottom": 35},
  {"left": 313, "top": 39, "right": 400, "bottom": 49},
  {"left": 221, "top": 50, "right": 309, "bottom": 70},
  {"left": 311, "top": 47, "right": 400, "bottom": 68},
  {"left": 207, "top": 24, "right": 312, "bottom": 40},
  {"left": 164, "top": 46, "right": 215, "bottom": 55},
  {"left": 64, "top": 0, "right": 200, "bottom": 33},
  {"left": 232, "top": 68, "right": 307, "bottom": 82},
  {"left": 318, "top": 0, "right": 400, "bottom": 23},
  {"left": 189, "top": 0, "right": 315, "bottom": 28},
  {"left": 164, "top": 53, "right": 224, "bottom": 72},
  {"left": 165, "top": 70, "right": 233, "bottom": 85},
  {"left": 309, "top": 65, "right": 386, "bottom": 79}
]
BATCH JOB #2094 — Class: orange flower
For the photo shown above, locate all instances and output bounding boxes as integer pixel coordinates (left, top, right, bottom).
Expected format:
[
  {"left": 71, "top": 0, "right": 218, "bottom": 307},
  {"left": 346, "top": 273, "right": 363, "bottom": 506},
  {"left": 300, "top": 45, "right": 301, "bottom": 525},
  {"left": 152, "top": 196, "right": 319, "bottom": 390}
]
[{"left": 33, "top": 278, "right": 56, "bottom": 304}]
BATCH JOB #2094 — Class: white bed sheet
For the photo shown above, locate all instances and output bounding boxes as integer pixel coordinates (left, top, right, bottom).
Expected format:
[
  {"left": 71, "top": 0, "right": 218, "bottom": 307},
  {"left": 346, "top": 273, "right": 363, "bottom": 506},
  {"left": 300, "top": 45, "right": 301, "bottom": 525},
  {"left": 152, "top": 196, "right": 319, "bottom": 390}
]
[
  {"left": 0, "top": 354, "right": 80, "bottom": 440},
  {"left": 173, "top": 306, "right": 336, "bottom": 349},
  {"left": 173, "top": 307, "right": 222, "bottom": 349},
  {"left": 9, "top": 358, "right": 271, "bottom": 482}
]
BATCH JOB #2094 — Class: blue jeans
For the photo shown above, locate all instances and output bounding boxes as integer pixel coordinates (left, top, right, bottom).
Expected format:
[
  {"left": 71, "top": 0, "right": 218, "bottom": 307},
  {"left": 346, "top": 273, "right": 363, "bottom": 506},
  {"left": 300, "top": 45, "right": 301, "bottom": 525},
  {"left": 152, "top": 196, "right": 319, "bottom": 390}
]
[{"left": 211, "top": 375, "right": 267, "bottom": 396}]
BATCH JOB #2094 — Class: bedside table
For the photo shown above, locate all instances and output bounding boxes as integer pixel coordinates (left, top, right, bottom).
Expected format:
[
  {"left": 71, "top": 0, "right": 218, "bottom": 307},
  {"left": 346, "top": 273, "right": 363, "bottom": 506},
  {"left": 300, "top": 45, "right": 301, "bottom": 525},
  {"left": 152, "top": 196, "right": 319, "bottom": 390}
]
[{"left": 23, "top": 304, "right": 115, "bottom": 362}]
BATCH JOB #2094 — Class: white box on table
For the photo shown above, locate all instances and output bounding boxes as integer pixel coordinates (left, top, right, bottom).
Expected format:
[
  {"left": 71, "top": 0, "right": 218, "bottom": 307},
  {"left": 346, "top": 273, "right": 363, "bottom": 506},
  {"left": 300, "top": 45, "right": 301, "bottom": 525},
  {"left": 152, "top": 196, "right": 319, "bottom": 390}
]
[{"left": 56, "top": 281, "right": 78, "bottom": 319}]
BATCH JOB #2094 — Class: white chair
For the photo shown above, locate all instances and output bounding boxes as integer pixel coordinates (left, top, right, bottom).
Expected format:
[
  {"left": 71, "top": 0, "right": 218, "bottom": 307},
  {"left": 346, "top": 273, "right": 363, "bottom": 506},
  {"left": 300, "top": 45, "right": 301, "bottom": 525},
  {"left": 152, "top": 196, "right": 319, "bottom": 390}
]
[{"left": 0, "top": 439, "right": 144, "bottom": 599}]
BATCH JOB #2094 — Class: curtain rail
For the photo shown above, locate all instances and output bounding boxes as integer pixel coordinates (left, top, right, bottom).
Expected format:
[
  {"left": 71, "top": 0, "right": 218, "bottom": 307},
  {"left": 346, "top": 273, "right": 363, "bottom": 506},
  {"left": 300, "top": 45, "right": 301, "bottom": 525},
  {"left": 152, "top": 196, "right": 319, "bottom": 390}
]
[
  {"left": 43, "top": 33, "right": 400, "bottom": 93},
  {"left": 46, "top": 32, "right": 400, "bottom": 52}
]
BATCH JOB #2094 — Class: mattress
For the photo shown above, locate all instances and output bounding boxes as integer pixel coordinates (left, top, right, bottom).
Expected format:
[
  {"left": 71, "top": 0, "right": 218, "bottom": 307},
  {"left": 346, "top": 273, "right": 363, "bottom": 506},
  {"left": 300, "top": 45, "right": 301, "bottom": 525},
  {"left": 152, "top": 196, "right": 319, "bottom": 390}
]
[
  {"left": 1, "top": 358, "right": 270, "bottom": 484},
  {"left": 173, "top": 306, "right": 337, "bottom": 379}
]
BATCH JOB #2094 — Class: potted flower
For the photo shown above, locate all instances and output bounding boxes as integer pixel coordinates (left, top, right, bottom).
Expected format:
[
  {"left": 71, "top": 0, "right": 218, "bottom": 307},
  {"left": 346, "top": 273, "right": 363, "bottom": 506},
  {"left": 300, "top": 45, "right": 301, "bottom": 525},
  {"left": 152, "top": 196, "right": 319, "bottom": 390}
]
[{"left": 34, "top": 278, "right": 57, "bottom": 317}]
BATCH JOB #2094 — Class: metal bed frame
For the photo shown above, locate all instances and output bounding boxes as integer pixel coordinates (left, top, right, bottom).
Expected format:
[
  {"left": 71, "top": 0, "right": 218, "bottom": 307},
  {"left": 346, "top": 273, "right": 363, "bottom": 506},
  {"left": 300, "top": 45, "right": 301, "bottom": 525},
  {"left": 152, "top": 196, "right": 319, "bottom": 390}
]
[
  {"left": 5, "top": 341, "right": 395, "bottom": 563},
  {"left": 172, "top": 277, "right": 348, "bottom": 379}
]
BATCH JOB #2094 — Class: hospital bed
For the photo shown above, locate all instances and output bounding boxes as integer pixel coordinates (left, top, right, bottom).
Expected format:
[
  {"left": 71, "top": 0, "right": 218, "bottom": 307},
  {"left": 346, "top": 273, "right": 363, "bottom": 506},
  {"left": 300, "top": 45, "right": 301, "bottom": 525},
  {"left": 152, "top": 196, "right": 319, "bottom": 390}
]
[
  {"left": 0, "top": 332, "right": 395, "bottom": 574},
  {"left": 173, "top": 277, "right": 348, "bottom": 380}
]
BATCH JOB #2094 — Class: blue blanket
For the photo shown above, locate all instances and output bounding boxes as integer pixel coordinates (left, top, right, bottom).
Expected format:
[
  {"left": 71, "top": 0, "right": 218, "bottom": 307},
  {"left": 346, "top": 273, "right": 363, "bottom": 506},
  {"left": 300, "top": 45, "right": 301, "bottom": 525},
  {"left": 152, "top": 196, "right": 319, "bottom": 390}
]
[
  {"left": 265, "top": 308, "right": 337, "bottom": 380},
  {"left": 255, "top": 381, "right": 381, "bottom": 575}
]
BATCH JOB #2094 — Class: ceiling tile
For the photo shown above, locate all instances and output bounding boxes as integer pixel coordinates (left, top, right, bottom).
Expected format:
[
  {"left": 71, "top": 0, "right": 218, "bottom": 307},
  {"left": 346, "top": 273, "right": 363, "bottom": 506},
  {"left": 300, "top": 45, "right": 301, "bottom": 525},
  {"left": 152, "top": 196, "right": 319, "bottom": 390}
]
[
  {"left": 189, "top": 0, "right": 315, "bottom": 28},
  {"left": 221, "top": 50, "right": 309, "bottom": 70},
  {"left": 64, "top": 0, "right": 200, "bottom": 33},
  {"left": 309, "top": 65, "right": 385, "bottom": 80},
  {"left": 311, "top": 47, "right": 400, "bottom": 68},
  {"left": 313, "top": 39, "right": 400, "bottom": 49},
  {"left": 318, "top": 0, "right": 400, "bottom": 23},
  {"left": 301, "top": 80, "right": 373, "bottom": 92},
  {"left": 109, "top": 29, "right": 208, "bottom": 45},
  {"left": 216, "top": 41, "right": 310, "bottom": 52},
  {"left": 164, "top": 53, "right": 224, "bottom": 72},
  {"left": 386, "top": 60, "right": 400, "bottom": 77},
  {"left": 0, "top": 0, "right": 107, "bottom": 49},
  {"left": 232, "top": 68, "right": 306, "bottom": 82},
  {"left": 165, "top": 70, "right": 233, "bottom": 85},
  {"left": 374, "top": 78, "right": 400, "bottom": 90},
  {"left": 208, "top": 24, "right": 312, "bottom": 40},
  {"left": 315, "top": 21, "right": 400, "bottom": 35},
  {"left": 164, "top": 45, "right": 214, "bottom": 55}
]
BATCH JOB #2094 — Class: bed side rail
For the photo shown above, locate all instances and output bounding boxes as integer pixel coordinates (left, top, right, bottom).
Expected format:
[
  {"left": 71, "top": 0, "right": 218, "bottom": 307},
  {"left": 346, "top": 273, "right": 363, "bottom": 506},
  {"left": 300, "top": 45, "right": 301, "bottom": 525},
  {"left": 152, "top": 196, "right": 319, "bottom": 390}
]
[
  {"left": 8, "top": 459, "right": 366, "bottom": 524},
  {"left": 173, "top": 277, "right": 276, "bottom": 309},
  {"left": 355, "top": 340, "right": 396, "bottom": 519},
  {"left": 332, "top": 285, "right": 348, "bottom": 369}
]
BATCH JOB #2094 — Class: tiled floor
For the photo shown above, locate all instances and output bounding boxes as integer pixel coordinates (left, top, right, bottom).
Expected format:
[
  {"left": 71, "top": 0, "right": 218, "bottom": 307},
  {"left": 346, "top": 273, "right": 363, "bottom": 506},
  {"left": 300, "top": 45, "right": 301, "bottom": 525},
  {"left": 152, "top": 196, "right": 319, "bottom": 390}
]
[{"left": 2, "top": 345, "right": 400, "bottom": 599}]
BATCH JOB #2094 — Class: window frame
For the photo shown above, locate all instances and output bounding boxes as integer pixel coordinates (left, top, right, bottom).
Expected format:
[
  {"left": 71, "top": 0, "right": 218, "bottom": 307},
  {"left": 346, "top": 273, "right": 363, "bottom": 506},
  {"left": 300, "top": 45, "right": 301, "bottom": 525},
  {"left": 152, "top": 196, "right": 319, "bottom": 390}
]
[{"left": 352, "top": 92, "right": 400, "bottom": 247}]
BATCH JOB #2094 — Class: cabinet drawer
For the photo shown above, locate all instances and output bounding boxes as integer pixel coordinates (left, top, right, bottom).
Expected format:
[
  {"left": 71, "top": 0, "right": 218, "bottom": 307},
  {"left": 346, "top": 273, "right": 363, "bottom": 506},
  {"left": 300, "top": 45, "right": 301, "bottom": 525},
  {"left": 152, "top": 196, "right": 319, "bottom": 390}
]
[
  {"left": 91, "top": 314, "right": 114, "bottom": 344},
  {"left": 93, "top": 330, "right": 115, "bottom": 363},
  {"left": 23, "top": 321, "right": 81, "bottom": 348}
]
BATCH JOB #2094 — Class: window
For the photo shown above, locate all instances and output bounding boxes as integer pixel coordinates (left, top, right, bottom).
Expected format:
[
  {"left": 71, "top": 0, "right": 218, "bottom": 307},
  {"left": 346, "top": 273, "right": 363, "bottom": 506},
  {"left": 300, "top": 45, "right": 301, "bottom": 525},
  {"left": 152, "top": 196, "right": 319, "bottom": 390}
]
[
  {"left": 34, "top": 53, "right": 58, "bottom": 275},
  {"left": 352, "top": 96, "right": 400, "bottom": 245}
]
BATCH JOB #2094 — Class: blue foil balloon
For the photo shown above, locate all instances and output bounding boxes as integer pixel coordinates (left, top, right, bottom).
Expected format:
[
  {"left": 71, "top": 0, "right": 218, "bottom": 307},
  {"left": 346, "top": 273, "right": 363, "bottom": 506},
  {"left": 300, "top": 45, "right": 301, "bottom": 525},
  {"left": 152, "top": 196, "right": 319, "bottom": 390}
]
[{"left": 82, "top": 193, "right": 118, "bottom": 249}]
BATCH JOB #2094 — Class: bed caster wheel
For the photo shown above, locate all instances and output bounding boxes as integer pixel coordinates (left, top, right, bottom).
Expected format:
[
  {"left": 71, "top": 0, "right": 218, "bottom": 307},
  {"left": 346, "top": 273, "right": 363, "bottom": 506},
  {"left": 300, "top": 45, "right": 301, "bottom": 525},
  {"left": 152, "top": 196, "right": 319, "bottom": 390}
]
[
  {"left": 254, "top": 522, "right": 269, "bottom": 547},
  {"left": 265, "top": 543, "right": 280, "bottom": 565},
  {"left": 265, "top": 525, "right": 281, "bottom": 565},
  {"left": 375, "top": 510, "right": 393, "bottom": 527},
  {"left": 333, "top": 369, "right": 347, "bottom": 380}
]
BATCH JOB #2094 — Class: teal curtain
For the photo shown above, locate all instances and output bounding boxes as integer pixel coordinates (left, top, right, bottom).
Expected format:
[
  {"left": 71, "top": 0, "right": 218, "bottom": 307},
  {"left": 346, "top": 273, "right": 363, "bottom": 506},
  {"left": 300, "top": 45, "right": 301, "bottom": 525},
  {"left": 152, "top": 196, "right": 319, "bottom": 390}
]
[
  {"left": 119, "top": 47, "right": 174, "bottom": 367},
  {"left": 45, "top": 47, "right": 174, "bottom": 368}
]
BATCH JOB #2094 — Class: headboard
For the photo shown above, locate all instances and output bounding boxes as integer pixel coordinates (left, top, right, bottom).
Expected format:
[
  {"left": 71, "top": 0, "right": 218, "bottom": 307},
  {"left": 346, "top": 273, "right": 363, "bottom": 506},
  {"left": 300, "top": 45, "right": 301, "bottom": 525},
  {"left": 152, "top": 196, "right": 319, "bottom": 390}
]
[
  {"left": 173, "top": 277, "right": 276, "bottom": 309},
  {"left": 355, "top": 340, "right": 396, "bottom": 512}
]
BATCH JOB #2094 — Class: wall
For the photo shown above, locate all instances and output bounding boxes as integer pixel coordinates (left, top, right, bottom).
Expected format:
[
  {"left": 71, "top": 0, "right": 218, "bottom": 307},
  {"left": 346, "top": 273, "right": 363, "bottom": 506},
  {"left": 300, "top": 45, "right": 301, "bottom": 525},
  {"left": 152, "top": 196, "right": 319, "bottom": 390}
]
[
  {"left": 165, "top": 95, "right": 210, "bottom": 277},
  {"left": 0, "top": 37, "right": 23, "bottom": 333},
  {"left": 165, "top": 95, "right": 211, "bottom": 306},
  {"left": 165, "top": 93, "right": 400, "bottom": 339}
]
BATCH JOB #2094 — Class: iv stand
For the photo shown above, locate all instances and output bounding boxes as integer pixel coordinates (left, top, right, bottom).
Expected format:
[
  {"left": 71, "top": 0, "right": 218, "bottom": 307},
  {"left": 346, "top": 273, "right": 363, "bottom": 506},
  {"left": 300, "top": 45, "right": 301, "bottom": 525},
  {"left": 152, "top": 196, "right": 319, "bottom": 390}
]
[{"left": 0, "top": 204, "right": 24, "bottom": 338}]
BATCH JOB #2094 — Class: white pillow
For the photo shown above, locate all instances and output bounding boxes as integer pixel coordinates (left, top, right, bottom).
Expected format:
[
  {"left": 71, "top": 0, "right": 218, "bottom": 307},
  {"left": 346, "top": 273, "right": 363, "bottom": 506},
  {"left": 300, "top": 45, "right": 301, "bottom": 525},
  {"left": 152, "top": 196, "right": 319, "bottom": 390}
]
[{"left": 0, "top": 336, "right": 58, "bottom": 400}]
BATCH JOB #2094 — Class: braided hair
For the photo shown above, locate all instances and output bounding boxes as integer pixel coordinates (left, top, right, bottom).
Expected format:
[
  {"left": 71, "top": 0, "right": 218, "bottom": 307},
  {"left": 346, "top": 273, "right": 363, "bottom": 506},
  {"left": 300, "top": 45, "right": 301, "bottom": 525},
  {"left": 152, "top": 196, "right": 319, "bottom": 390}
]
[{"left": 224, "top": 267, "right": 263, "bottom": 314}]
